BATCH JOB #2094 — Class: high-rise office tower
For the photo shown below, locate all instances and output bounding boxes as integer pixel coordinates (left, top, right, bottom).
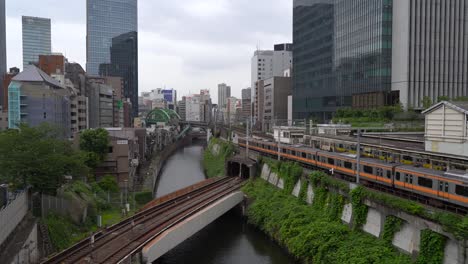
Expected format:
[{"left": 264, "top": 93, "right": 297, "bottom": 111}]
[
  {"left": 22, "top": 16, "right": 51, "bottom": 68},
  {"left": 86, "top": 0, "right": 138, "bottom": 76},
  {"left": 99, "top": 31, "right": 138, "bottom": 118},
  {"left": 293, "top": 0, "right": 468, "bottom": 121},
  {"left": 0, "top": 0, "right": 6, "bottom": 107},
  {"left": 87, "top": 0, "right": 138, "bottom": 118},
  {"left": 217, "top": 83, "right": 231, "bottom": 109}
]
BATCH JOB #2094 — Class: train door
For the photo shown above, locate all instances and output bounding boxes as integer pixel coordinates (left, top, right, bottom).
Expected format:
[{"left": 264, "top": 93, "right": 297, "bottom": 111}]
[
  {"left": 437, "top": 181, "right": 450, "bottom": 200},
  {"left": 404, "top": 173, "right": 414, "bottom": 190}
]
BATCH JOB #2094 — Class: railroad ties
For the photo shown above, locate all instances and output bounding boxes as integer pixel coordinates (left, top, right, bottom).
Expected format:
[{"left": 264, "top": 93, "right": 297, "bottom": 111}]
[{"left": 42, "top": 177, "right": 244, "bottom": 264}]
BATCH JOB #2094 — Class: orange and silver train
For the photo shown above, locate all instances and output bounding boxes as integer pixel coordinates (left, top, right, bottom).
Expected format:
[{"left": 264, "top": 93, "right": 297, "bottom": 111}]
[{"left": 238, "top": 138, "right": 468, "bottom": 210}]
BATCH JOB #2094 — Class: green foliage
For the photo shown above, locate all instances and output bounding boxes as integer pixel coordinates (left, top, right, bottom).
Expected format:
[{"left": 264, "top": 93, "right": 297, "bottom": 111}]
[
  {"left": 298, "top": 180, "right": 308, "bottom": 203},
  {"left": 334, "top": 106, "right": 404, "bottom": 124},
  {"left": 0, "top": 124, "right": 88, "bottom": 194},
  {"left": 350, "top": 187, "right": 368, "bottom": 229},
  {"left": 242, "top": 180, "right": 411, "bottom": 264},
  {"left": 79, "top": 128, "right": 110, "bottom": 168},
  {"left": 262, "top": 158, "right": 303, "bottom": 193},
  {"left": 42, "top": 213, "right": 93, "bottom": 251},
  {"left": 417, "top": 230, "right": 446, "bottom": 264},
  {"left": 97, "top": 175, "right": 120, "bottom": 193},
  {"left": 202, "top": 138, "right": 235, "bottom": 178},
  {"left": 422, "top": 96, "right": 433, "bottom": 109},
  {"left": 437, "top": 96, "right": 450, "bottom": 102},
  {"left": 134, "top": 191, "right": 153, "bottom": 206},
  {"left": 327, "top": 192, "right": 345, "bottom": 221},
  {"left": 309, "top": 171, "right": 350, "bottom": 193},
  {"left": 382, "top": 216, "right": 403, "bottom": 245}
]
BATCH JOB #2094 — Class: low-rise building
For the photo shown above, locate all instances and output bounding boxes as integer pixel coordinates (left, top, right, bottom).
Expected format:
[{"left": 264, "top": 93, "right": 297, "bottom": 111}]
[
  {"left": 262, "top": 76, "right": 292, "bottom": 132},
  {"left": 422, "top": 101, "right": 468, "bottom": 156},
  {"left": 87, "top": 77, "right": 114, "bottom": 128},
  {"left": 8, "top": 65, "right": 71, "bottom": 138},
  {"left": 274, "top": 126, "right": 306, "bottom": 144}
]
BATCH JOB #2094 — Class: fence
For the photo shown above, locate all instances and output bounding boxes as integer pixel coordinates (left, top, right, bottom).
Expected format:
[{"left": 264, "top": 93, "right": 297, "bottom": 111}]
[{"left": 0, "top": 191, "right": 28, "bottom": 247}]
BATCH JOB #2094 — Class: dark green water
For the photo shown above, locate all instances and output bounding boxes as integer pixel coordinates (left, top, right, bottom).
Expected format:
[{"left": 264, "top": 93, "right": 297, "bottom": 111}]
[{"left": 154, "top": 143, "right": 297, "bottom": 264}]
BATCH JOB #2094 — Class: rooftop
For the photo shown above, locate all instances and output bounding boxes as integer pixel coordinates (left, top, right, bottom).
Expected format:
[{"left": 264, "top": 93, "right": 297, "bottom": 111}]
[{"left": 12, "top": 65, "right": 64, "bottom": 89}]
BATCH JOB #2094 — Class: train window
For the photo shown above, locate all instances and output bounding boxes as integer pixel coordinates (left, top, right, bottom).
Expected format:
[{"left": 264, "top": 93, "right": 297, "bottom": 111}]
[
  {"left": 292, "top": 150, "right": 296, "bottom": 156},
  {"left": 328, "top": 158, "right": 334, "bottom": 165},
  {"left": 282, "top": 148, "right": 286, "bottom": 153},
  {"left": 439, "top": 182, "right": 449, "bottom": 192},
  {"left": 307, "top": 153, "right": 312, "bottom": 159},
  {"left": 344, "top": 162, "right": 353, "bottom": 169},
  {"left": 376, "top": 168, "right": 383, "bottom": 177},
  {"left": 363, "top": 166, "right": 373, "bottom": 174},
  {"left": 336, "top": 160, "right": 342, "bottom": 167},
  {"left": 386, "top": 171, "right": 391, "bottom": 179},
  {"left": 396, "top": 172, "right": 401, "bottom": 181},
  {"left": 302, "top": 152, "right": 307, "bottom": 158},
  {"left": 418, "top": 177, "right": 433, "bottom": 188},
  {"left": 455, "top": 185, "right": 468, "bottom": 197},
  {"left": 404, "top": 174, "right": 413, "bottom": 184}
]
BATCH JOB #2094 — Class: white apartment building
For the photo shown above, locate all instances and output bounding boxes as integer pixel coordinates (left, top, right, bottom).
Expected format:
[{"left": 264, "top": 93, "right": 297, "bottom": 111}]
[
  {"left": 251, "top": 44, "right": 292, "bottom": 112},
  {"left": 185, "top": 94, "right": 201, "bottom": 122}
]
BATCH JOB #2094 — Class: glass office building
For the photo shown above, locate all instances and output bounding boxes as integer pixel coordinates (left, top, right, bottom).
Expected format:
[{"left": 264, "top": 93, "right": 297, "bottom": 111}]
[
  {"left": 22, "top": 16, "right": 51, "bottom": 68},
  {"left": 293, "top": 0, "right": 336, "bottom": 120},
  {"left": 86, "top": 0, "right": 137, "bottom": 76},
  {"left": 0, "top": 0, "right": 6, "bottom": 107},
  {"left": 100, "top": 32, "right": 138, "bottom": 118},
  {"left": 334, "top": 0, "right": 393, "bottom": 107}
]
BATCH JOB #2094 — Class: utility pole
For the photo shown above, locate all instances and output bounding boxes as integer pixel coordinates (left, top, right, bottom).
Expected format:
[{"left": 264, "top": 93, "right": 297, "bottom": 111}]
[
  {"left": 356, "top": 128, "right": 361, "bottom": 184},
  {"left": 246, "top": 118, "right": 249, "bottom": 159}
]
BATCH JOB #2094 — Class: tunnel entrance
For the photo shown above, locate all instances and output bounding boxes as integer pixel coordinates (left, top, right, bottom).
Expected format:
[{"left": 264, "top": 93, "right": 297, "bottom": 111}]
[{"left": 226, "top": 156, "right": 257, "bottom": 179}]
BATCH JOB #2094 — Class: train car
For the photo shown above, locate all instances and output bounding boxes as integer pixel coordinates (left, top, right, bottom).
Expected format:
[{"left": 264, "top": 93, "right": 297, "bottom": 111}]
[
  {"left": 394, "top": 165, "right": 468, "bottom": 207},
  {"left": 239, "top": 137, "right": 468, "bottom": 209}
]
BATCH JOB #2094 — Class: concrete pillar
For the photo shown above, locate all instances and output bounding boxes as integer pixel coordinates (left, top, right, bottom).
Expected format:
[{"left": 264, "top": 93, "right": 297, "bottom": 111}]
[
  {"left": 277, "top": 178, "right": 284, "bottom": 189},
  {"left": 392, "top": 222, "right": 420, "bottom": 256},
  {"left": 362, "top": 208, "right": 385, "bottom": 237},
  {"left": 269, "top": 172, "right": 279, "bottom": 186},
  {"left": 443, "top": 239, "right": 462, "bottom": 264},
  {"left": 292, "top": 179, "right": 301, "bottom": 197},
  {"left": 341, "top": 203, "right": 353, "bottom": 224},
  {"left": 306, "top": 184, "right": 314, "bottom": 204},
  {"left": 260, "top": 164, "right": 271, "bottom": 181}
]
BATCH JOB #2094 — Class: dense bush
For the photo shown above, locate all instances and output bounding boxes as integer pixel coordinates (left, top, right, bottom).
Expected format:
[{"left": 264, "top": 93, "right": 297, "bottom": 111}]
[
  {"left": 243, "top": 180, "right": 411, "bottom": 264},
  {"left": 202, "top": 138, "right": 235, "bottom": 178}
]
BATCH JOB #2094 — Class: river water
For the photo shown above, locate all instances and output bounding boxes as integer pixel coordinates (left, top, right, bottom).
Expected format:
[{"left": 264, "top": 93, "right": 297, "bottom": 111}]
[{"left": 154, "top": 142, "right": 297, "bottom": 264}]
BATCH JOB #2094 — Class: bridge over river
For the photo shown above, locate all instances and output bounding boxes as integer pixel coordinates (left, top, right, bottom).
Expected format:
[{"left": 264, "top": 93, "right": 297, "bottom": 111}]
[{"left": 42, "top": 177, "right": 245, "bottom": 264}]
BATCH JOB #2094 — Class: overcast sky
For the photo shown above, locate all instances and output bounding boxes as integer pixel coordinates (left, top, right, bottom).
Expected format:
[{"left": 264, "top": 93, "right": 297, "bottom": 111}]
[{"left": 5, "top": 0, "right": 292, "bottom": 103}]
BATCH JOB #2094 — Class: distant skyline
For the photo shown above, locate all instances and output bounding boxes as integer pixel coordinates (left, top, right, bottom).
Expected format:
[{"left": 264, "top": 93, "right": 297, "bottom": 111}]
[{"left": 4, "top": 0, "right": 292, "bottom": 104}]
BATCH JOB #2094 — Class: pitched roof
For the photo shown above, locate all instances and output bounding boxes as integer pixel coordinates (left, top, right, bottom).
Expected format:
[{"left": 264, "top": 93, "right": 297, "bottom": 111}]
[
  {"left": 422, "top": 101, "right": 468, "bottom": 115},
  {"left": 12, "top": 65, "right": 65, "bottom": 89}
]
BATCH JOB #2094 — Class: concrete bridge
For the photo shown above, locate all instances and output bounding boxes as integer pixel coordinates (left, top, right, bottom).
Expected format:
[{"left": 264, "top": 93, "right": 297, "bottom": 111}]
[{"left": 42, "top": 177, "right": 245, "bottom": 264}]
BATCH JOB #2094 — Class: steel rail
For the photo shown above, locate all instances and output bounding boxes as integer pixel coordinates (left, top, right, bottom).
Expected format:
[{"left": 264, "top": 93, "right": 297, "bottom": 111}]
[{"left": 42, "top": 177, "right": 233, "bottom": 264}]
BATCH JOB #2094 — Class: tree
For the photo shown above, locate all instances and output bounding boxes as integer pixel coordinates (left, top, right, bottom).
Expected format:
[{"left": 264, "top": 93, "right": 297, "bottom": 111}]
[
  {"left": 98, "top": 175, "right": 120, "bottom": 193},
  {"left": 422, "top": 96, "right": 433, "bottom": 109},
  {"left": 79, "top": 129, "right": 110, "bottom": 168},
  {"left": 0, "top": 124, "right": 88, "bottom": 194}
]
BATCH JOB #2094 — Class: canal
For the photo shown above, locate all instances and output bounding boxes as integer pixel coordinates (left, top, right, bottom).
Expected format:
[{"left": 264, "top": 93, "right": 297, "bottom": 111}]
[{"left": 154, "top": 141, "right": 297, "bottom": 264}]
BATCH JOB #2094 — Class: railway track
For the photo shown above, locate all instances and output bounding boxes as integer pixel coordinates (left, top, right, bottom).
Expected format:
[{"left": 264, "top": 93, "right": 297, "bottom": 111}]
[{"left": 42, "top": 177, "right": 244, "bottom": 264}]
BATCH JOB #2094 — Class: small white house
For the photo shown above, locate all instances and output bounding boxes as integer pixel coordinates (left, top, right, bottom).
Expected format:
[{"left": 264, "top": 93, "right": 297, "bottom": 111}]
[
  {"left": 422, "top": 101, "right": 468, "bottom": 156},
  {"left": 273, "top": 126, "right": 306, "bottom": 144}
]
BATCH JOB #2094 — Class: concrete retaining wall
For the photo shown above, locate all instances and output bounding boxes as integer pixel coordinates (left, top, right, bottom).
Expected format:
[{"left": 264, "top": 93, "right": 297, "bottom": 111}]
[
  {"left": 0, "top": 191, "right": 28, "bottom": 247},
  {"left": 142, "top": 192, "right": 244, "bottom": 263},
  {"left": 257, "top": 162, "right": 467, "bottom": 263}
]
